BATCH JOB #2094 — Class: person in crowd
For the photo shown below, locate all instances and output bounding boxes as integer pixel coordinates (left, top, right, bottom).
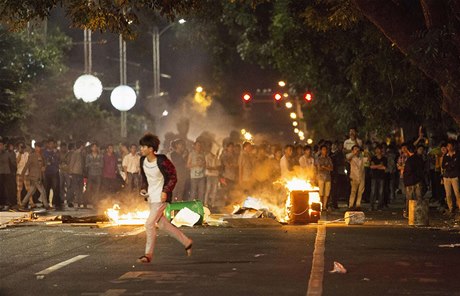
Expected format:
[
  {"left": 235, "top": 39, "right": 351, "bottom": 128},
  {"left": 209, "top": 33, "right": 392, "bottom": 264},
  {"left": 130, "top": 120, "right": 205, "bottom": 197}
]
[
  {"left": 6, "top": 142, "right": 17, "bottom": 208},
  {"left": 59, "top": 142, "right": 71, "bottom": 205},
  {"left": 280, "top": 145, "right": 294, "bottom": 178},
  {"left": 316, "top": 145, "right": 333, "bottom": 210},
  {"left": 102, "top": 144, "right": 119, "bottom": 194},
  {"left": 117, "top": 143, "right": 129, "bottom": 182},
  {"left": 16, "top": 143, "right": 30, "bottom": 207},
  {"left": 170, "top": 139, "right": 188, "bottom": 201},
  {"left": 441, "top": 140, "right": 460, "bottom": 216},
  {"left": 370, "top": 145, "right": 387, "bottom": 211},
  {"left": 123, "top": 144, "right": 141, "bottom": 193},
  {"left": 239, "top": 141, "right": 254, "bottom": 191},
  {"left": 43, "top": 138, "right": 61, "bottom": 209},
  {"left": 85, "top": 143, "right": 103, "bottom": 206},
  {"left": 294, "top": 144, "right": 304, "bottom": 165},
  {"left": 205, "top": 146, "right": 220, "bottom": 207},
  {"left": 20, "top": 142, "right": 49, "bottom": 210},
  {"left": 362, "top": 141, "right": 373, "bottom": 203},
  {"left": 347, "top": 145, "right": 365, "bottom": 210},
  {"left": 384, "top": 144, "right": 398, "bottom": 206},
  {"left": 0, "top": 139, "right": 16, "bottom": 210},
  {"left": 416, "top": 144, "right": 430, "bottom": 196},
  {"left": 401, "top": 143, "right": 425, "bottom": 218},
  {"left": 299, "top": 145, "right": 316, "bottom": 182},
  {"left": 219, "top": 142, "right": 238, "bottom": 202},
  {"left": 344, "top": 127, "right": 363, "bottom": 153},
  {"left": 188, "top": 141, "right": 206, "bottom": 201},
  {"left": 137, "top": 133, "right": 192, "bottom": 264},
  {"left": 69, "top": 141, "right": 85, "bottom": 207},
  {"left": 435, "top": 142, "right": 448, "bottom": 210},
  {"left": 331, "top": 142, "right": 348, "bottom": 209}
]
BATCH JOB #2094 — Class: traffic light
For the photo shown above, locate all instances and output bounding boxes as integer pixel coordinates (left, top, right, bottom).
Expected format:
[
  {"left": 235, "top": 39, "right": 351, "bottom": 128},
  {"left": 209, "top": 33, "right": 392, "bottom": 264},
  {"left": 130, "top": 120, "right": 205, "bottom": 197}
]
[
  {"left": 242, "top": 92, "right": 252, "bottom": 110},
  {"left": 274, "top": 92, "right": 282, "bottom": 110},
  {"left": 304, "top": 91, "right": 313, "bottom": 103}
]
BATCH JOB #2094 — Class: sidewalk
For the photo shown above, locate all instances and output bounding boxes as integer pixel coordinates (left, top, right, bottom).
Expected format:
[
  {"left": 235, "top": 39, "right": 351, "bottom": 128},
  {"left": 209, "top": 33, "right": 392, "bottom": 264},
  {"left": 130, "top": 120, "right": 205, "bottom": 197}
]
[{"left": 320, "top": 196, "right": 460, "bottom": 229}]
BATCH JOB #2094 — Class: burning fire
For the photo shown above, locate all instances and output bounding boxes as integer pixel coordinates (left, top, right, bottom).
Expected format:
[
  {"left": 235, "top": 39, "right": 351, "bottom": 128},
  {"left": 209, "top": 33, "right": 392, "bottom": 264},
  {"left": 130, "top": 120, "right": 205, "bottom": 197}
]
[{"left": 105, "top": 204, "right": 149, "bottom": 225}]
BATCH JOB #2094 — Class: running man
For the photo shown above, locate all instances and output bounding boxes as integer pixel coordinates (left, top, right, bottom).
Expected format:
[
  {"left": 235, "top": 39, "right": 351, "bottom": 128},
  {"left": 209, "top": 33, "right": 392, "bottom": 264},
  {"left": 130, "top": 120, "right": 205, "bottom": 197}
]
[{"left": 137, "top": 133, "right": 193, "bottom": 263}]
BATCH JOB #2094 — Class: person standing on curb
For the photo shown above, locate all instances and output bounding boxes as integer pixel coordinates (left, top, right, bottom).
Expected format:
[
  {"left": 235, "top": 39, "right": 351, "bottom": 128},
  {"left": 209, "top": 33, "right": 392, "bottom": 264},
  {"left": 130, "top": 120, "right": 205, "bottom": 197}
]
[
  {"left": 137, "top": 133, "right": 192, "bottom": 264},
  {"left": 401, "top": 143, "right": 425, "bottom": 218},
  {"left": 441, "top": 140, "right": 460, "bottom": 216}
]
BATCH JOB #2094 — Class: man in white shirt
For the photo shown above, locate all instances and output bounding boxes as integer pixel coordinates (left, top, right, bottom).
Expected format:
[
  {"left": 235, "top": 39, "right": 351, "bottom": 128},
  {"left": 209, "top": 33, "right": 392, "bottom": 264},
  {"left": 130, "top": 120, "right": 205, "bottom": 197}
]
[
  {"left": 205, "top": 149, "right": 220, "bottom": 207},
  {"left": 122, "top": 144, "right": 141, "bottom": 192},
  {"left": 137, "top": 133, "right": 192, "bottom": 264},
  {"left": 299, "top": 145, "right": 316, "bottom": 181},
  {"left": 344, "top": 128, "right": 363, "bottom": 153},
  {"left": 280, "top": 145, "right": 294, "bottom": 178},
  {"left": 347, "top": 145, "right": 365, "bottom": 210}
]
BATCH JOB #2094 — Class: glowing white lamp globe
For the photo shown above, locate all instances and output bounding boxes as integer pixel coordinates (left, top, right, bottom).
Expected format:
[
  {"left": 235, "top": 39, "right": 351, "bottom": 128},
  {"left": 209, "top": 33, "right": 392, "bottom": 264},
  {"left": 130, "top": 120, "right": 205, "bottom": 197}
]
[
  {"left": 73, "top": 74, "right": 103, "bottom": 103},
  {"left": 110, "top": 85, "right": 137, "bottom": 111}
]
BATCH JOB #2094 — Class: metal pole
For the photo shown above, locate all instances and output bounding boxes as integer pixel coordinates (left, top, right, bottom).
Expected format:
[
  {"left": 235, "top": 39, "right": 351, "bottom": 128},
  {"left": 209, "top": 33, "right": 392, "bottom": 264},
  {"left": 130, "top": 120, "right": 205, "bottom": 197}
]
[
  {"left": 152, "top": 26, "right": 160, "bottom": 98},
  {"left": 84, "top": 29, "right": 88, "bottom": 73},
  {"left": 119, "top": 34, "right": 128, "bottom": 138},
  {"left": 88, "top": 29, "right": 92, "bottom": 74}
]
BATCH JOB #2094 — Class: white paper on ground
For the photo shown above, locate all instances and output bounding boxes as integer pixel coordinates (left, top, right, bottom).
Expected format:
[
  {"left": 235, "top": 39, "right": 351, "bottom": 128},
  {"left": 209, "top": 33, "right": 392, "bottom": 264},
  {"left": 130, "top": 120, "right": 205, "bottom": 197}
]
[{"left": 171, "top": 207, "right": 201, "bottom": 227}]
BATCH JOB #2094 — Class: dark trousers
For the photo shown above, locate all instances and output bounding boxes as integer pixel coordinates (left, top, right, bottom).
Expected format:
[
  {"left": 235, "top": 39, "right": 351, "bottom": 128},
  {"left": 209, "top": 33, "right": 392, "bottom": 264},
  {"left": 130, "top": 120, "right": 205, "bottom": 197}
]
[
  {"left": 0, "top": 173, "right": 15, "bottom": 206},
  {"left": 86, "top": 175, "right": 101, "bottom": 205},
  {"left": 44, "top": 172, "right": 61, "bottom": 207},
  {"left": 69, "top": 174, "right": 84, "bottom": 205},
  {"left": 331, "top": 173, "right": 349, "bottom": 207},
  {"left": 363, "top": 167, "right": 372, "bottom": 203},
  {"left": 371, "top": 178, "right": 385, "bottom": 209}
]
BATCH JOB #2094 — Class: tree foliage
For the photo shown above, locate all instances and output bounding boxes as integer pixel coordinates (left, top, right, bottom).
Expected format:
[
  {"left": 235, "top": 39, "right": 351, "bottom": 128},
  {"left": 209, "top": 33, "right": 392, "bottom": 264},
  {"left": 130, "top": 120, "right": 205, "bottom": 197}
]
[
  {"left": 177, "top": 0, "right": 451, "bottom": 138},
  {"left": 0, "top": 26, "right": 71, "bottom": 132}
]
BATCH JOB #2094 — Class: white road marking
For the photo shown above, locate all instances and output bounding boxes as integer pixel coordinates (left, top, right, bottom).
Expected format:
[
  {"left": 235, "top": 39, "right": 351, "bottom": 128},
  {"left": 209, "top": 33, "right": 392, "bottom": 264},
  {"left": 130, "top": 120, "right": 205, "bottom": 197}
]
[
  {"left": 306, "top": 224, "right": 326, "bottom": 296},
  {"left": 35, "top": 255, "right": 89, "bottom": 276}
]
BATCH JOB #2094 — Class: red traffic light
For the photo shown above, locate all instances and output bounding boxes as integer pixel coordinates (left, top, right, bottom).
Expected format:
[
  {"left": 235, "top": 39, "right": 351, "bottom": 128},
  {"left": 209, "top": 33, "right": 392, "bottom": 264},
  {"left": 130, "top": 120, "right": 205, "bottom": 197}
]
[
  {"left": 274, "top": 93, "right": 282, "bottom": 101},
  {"left": 304, "top": 92, "right": 313, "bottom": 102},
  {"left": 243, "top": 93, "right": 252, "bottom": 101}
]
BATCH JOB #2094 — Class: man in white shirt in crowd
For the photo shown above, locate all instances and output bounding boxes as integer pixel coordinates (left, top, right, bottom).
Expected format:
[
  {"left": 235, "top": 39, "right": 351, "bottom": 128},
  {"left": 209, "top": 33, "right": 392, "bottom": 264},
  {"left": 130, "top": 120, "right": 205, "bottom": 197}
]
[
  {"left": 280, "top": 145, "right": 294, "bottom": 178},
  {"left": 344, "top": 127, "right": 363, "bottom": 153},
  {"left": 205, "top": 146, "right": 221, "bottom": 208},
  {"left": 347, "top": 145, "right": 365, "bottom": 210},
  {"left": 122, "top": 144, "right": 141, "bottom": 192}
]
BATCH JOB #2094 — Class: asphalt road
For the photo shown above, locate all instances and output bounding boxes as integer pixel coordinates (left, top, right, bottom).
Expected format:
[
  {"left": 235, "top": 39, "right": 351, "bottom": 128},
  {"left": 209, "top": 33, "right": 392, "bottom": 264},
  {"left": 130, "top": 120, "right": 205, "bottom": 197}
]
[
  {"left": 1, "top": 217, "right": 460, "bottom": 296},
  {"left": 0, "top": 224, "right": 316, "bottom": 296}
]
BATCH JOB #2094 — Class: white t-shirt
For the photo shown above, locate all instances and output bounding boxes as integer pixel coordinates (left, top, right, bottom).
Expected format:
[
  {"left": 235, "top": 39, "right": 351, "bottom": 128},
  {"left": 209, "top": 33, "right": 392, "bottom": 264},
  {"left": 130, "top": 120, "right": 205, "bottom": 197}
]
[
  {"left": 143, "top": 158, "right": 164, "bottom": 203},
  {"left": 122, "top": 153, "right": 141, "bottom": 173},
  {"left": 16, "top": 151, "right": 29, "bottom": 175},
  {"left": 280, "top": 155, "right": 290, "bottom": 178}
]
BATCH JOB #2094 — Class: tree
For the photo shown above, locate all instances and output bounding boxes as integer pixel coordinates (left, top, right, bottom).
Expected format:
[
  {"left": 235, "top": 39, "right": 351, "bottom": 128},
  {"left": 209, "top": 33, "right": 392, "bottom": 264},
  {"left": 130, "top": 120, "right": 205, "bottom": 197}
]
[
  {"left": 177, "top": 0, "right": 452, "bottom": 138},
  {"left": 352, "top": 0, "right": 460, "bottom": 125},
  {"left": 0, "top": 26, "right": 71, "bottom": 134}
]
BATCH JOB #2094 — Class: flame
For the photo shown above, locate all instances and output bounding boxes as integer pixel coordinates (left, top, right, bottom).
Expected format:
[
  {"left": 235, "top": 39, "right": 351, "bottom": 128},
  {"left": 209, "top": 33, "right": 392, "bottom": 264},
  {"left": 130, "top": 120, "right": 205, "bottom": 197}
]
[
  {"left": 284, "top": 178, "right": 318, "bottom": 191},
  {"left": 105, "top": 204, "right": 149, "bottom": 225}
]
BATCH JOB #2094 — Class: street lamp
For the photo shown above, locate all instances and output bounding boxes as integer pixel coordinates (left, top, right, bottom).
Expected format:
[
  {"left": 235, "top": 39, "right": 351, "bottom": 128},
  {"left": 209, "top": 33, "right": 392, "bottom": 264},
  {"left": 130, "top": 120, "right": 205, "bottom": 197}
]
[
  {"left": 73, "top": 28, "right": 103, "bottom": 102},
  {"left": 110, "top": 85, "right": 137, "bottom": 111},
  {"left": 152, "top": 19, "right": 186, "bottom": 98},
  {"left": 196, "top": 86, "right": 204, "bottom": 93},
  {"left": 73, "top": 74, "right": 103, "bottom": 102},
  {"left": 278, "top": 81, "right": 286, "bottom": 87},
  {"left": 292, "top": 121, "right": 298, "bottom": 127},
  {"left": 285, "top": 102, "right": 293, "bottom": 109},
  {"left": 290, "top": 112, "right": 297, "bottom": 119}
]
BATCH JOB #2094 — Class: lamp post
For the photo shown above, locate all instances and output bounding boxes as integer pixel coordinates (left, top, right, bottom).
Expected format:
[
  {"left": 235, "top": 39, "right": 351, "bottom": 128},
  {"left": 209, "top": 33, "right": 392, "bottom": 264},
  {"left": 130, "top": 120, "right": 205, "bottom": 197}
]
[
  {"left": 73, "top": 28, "right": 103, "bottom": 102},
  {"left": 152, "top": 19, "right": 186, "bottom": 98},
  {"left": 111, "top": 35, "right": 137, "bottom": 138}
]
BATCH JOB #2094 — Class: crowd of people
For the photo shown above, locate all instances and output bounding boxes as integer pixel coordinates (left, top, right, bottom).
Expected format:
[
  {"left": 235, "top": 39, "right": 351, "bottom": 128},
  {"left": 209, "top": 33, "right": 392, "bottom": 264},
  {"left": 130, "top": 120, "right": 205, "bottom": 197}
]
[{"left": 0, "top": 126, "right": 459, "bottom": 220}]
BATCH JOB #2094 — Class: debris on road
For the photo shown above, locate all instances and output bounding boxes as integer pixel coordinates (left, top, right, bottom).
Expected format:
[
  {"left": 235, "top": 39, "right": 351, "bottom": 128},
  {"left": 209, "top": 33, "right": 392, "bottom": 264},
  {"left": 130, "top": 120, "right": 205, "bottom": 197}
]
[
  {"left": 344, "top": 211, "right": 365, "bottom": 225},
  {"left": 329, "top": 261, "right": 347, "bottom": 274},
  {"left": 438, "top": 243, "right": 460, "bottom": 248},
  {"left": 171, "top": 207, "right": 201, "bottom": 227}
]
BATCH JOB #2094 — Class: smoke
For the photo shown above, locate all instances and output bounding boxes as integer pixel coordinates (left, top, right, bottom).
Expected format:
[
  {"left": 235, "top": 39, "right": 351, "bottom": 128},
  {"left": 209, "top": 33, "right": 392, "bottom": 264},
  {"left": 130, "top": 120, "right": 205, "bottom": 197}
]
[{"left": 150, "top": 93, "right": 238, "bottom": 152}]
